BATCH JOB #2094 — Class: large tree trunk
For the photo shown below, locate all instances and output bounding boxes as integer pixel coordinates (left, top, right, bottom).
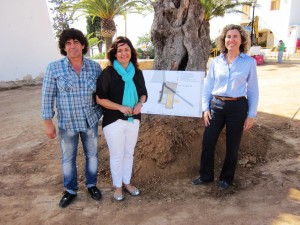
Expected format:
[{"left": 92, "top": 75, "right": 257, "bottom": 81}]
[
  {"left": 145, "top": 0, "right": 212, "bottom": 181},
  {"left": 151, "top": 0, "right": 211, "bottom": 71}
]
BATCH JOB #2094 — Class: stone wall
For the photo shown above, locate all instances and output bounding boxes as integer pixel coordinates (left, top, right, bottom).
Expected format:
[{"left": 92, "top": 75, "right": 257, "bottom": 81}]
[
  {"left": 0, "top": 60, "right": 154, "bottom": 91},
  {"left": 97, "top": 59, "right": 154, "bottom": 70}
]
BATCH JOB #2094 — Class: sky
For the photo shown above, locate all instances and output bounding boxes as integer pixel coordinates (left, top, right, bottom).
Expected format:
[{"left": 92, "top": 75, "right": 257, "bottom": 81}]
[
  {"left": 45, "top": 0, "right": 154, "bottom": 46},
  {"left": 77, "top": 13, "right": 154, "bottom": 46}
]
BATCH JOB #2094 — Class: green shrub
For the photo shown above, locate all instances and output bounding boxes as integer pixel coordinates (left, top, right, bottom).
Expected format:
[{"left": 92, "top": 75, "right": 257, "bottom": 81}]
[{"left": 90, "top": 53, "right": 106, "bottom": 59}]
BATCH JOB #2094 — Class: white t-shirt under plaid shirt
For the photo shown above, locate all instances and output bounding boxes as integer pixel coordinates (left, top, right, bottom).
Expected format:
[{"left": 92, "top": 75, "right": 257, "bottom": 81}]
[{"left": 42, "top": 57, "right": 102, "bottom": 132}]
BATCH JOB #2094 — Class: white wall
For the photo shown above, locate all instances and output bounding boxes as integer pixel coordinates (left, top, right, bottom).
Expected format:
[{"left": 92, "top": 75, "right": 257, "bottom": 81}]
[
  {"left": 260, "top": 0, "right": 290, "bottom": 42},
  {"left": 210, "top": 0, "right": 300, "bottom": 50},
  {"left": 289, "top": 0, "right": 300, "bottom": 25},
  {"left": 0, "top": 0, "right": 60, "bottom": 81},
  {"left": 209, "top": 13, "right": 245, "bottom": 41}
]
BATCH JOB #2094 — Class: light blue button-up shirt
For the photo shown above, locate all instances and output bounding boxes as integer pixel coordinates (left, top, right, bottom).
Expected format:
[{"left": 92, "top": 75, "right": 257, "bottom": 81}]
[
  {"left": 202, "top": 53, "right": 259, "bottom": 118},
  {"left": 42, "top": 57, "right": 102, "bottom": 132}
]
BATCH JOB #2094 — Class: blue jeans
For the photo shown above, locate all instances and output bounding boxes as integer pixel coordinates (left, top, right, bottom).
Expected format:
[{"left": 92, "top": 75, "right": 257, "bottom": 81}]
[
  {"left": 58, "top": 124, "right": 99, "bottom": 194},
  {"left": 199, "top": 96, "right": 248, "bottom": 183},
  {"left": 278, "top": 51, "right": 283, "bottom": 63}
]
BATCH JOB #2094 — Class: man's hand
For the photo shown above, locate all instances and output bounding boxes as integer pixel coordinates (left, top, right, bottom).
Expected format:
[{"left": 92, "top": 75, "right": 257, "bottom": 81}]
[{"left": 44, "top": 120, "right": 56, "bottom": 139}]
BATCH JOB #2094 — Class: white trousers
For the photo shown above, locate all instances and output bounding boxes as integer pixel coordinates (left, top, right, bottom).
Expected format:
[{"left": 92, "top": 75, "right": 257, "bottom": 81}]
[{"left": 103, "top": 119, "right": 140, "bottom": 188}]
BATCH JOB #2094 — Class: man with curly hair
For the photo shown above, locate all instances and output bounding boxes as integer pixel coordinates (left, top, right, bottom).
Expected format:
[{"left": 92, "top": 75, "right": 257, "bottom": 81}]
[{"left": 42, "top": 28, "right": 103, "bottom": 208}]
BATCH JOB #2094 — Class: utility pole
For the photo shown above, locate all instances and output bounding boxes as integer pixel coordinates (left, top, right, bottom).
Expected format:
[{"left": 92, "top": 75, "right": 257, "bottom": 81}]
[
  {"left": 124, "top": 14, "right": 127, "bottom": 37},
  {"left": 250, "top": 0, "right": 257, "bottom": 46}
]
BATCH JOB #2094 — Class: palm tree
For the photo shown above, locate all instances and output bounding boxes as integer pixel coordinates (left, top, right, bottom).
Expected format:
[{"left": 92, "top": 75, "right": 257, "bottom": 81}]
[
  {"left": 200, "top": 0, "right": 249, "bottom": 21},
  {"left": 198, "top": 0, "right": 251, "bottom": 68},
  {"left": 151, "top": 0, "right": 251, "bottom": 71},
  {"left": 86, "top": 16, "right": 104, "bottom": 54},
  {"left": 65, "top": 0, "right": 152, "bottom": 53}
]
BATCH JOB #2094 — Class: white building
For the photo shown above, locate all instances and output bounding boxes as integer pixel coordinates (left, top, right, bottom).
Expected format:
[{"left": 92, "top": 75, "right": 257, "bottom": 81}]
[
  {"left": 0, "top": 0, "right": 60, "bottom": 81},
  {"left": 210, "top": 0, "right": 300, "bottom": 54}
]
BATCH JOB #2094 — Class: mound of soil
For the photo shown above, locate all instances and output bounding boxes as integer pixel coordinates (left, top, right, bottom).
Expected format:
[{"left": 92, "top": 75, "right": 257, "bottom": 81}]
[{"left": 85, "top": 114, "right": 295, "bottom": 197}]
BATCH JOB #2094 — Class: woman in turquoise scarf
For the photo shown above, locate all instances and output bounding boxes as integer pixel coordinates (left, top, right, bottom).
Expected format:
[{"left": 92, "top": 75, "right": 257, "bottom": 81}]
[{"left": 96, "top": 37, "right": 148, "bottom": 201}]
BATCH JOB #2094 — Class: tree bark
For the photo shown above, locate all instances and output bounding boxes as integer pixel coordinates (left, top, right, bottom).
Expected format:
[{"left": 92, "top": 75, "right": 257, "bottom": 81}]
[
  {"left": 151, "top": 0, "right": 211, "bottom": 71},
  {"left": 97, "top": 42, "right": 103, "bottom": 54},
  {"left": 103, "top": 37, "right": 112, "bottom": 54}
]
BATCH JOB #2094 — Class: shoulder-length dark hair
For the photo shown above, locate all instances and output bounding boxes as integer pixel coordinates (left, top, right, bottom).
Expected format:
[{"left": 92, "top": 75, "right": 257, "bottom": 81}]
[
  {"left": 58, "top": 28, "right": 89, "bottom": 56},
  {"left": 217, "top": 24, "right": 250, "bottom": 54},
  {"left": 107, "top": 36, "right": 139, "bottom": 69}
]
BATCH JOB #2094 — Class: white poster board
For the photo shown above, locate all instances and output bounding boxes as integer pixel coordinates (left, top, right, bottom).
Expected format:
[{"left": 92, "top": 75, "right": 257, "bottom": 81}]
[{"left": 141, "top": 70, "right": 205, "bottom": 118}]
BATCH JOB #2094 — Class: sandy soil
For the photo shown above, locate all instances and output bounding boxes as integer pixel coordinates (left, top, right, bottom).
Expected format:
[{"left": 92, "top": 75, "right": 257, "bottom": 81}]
[{"left": 0, "top": 61, "right": 300, "bottom": 225}]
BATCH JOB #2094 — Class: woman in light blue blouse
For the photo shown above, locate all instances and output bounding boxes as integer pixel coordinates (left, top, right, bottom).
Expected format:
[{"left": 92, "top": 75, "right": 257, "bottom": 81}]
[{"left": 192, "top": 24, "right": 259, "bottom": 191}]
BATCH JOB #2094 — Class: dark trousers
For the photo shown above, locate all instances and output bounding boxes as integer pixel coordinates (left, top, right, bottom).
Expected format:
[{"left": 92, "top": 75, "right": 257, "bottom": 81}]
[{"left": 199, "top": 96, "right": 248, "bottom": 183}]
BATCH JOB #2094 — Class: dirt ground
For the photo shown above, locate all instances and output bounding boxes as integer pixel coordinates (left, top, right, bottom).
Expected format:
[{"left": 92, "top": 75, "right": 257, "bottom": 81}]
[{"left": 0, "top": 60, "right": 300, "bottom": 225}]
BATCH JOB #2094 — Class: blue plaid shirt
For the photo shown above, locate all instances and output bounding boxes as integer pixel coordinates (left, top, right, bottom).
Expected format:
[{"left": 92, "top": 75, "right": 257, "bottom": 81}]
[{"left": 42, "top": 57, "right": 102, "bottom": 132}]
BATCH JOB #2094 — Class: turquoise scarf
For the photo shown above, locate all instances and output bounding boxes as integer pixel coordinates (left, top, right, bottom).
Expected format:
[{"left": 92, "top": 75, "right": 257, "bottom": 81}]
[{"left": 113, "top": 60, "right": 138, "bottom": 122}]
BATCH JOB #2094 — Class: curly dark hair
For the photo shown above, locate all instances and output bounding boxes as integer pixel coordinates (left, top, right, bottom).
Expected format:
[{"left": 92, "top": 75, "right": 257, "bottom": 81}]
[
  {"left": 217, "top": 24, "right": 250, "bottom": 54},
  {"left": 58, "top": 28, "right": 89, "bottom": 56},
  {"left": 107, "top": 36, "right": 139, "bottom": 69}
]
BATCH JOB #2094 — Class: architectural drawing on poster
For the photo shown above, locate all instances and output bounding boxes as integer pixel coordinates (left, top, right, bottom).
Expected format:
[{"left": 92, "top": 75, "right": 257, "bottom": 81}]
[{"left": 142, "top": 70, "right": 205, "bottom": 118}]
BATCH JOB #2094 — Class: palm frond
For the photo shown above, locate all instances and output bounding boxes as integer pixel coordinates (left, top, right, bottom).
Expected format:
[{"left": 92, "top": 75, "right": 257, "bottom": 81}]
[
  {"left": 199, "top": 0, "right": 254, "bottom": 21},
  {"left": 64, "top": 0, "right": 152, "bottom": 20}
]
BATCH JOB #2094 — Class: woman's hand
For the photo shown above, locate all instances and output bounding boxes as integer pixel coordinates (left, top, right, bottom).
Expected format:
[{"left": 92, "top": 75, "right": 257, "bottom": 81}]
[
  {"left": 120, "top": 105, "right": 133, "bottom": 115},
  {"left": 133, "top": 102, "right": 143, "bottom": 115},
  {"left": 203, "top": 111, "right": 212, "bottom": 127},
  {"left": 243, "top": 118, "right": 254, "bottom": 131}
]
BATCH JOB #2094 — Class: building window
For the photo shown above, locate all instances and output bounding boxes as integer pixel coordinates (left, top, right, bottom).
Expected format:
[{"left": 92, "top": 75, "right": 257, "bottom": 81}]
[{"left": 270, "top": 0, "right": 280, "bottom": 10}]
